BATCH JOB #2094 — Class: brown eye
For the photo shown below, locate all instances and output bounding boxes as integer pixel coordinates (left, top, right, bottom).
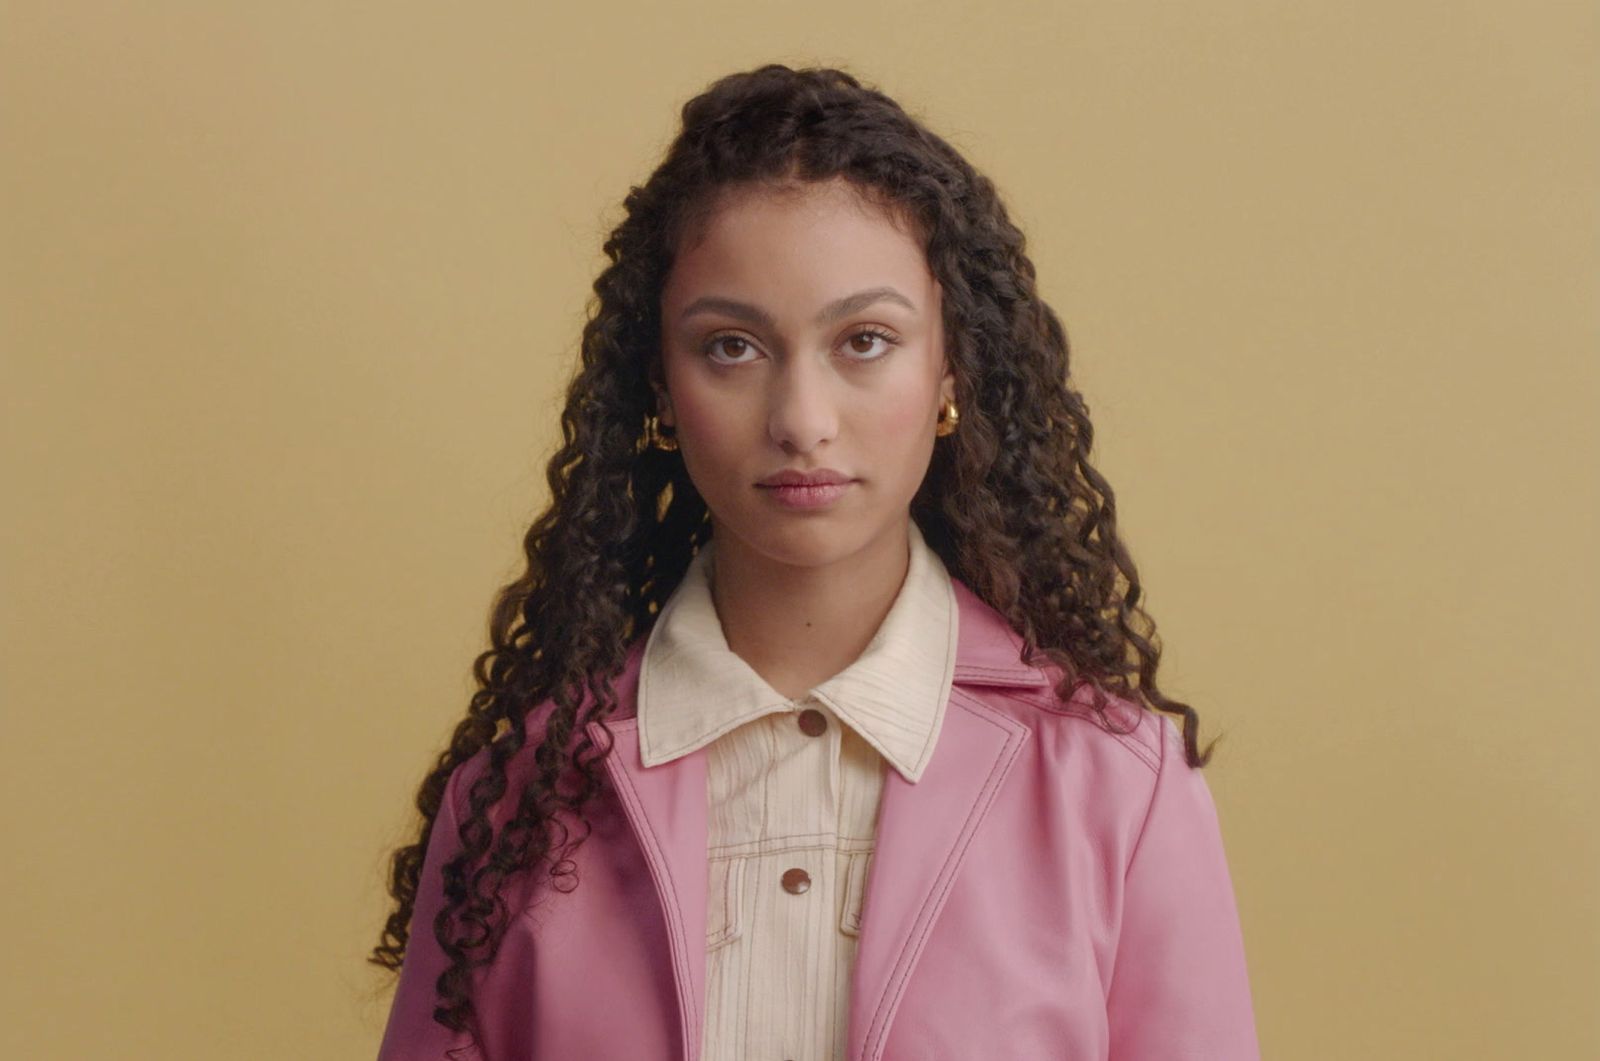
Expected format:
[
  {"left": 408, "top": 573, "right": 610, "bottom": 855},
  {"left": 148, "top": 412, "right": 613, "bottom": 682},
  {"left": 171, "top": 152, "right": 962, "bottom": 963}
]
[
  {"left": 843, "top": 327, "right": 898, "bottom": 360},
  {"left": 703, "top": 334, "right": 759, "bottom": 364}
]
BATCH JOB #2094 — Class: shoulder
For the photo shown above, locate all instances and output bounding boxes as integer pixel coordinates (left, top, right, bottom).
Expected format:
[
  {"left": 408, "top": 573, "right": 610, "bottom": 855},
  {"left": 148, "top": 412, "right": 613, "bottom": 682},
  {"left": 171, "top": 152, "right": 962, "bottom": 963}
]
[
  {"left": 440, "top": 636, "right": 652, "bottom": 823},
  {"left": 960, "top": 674, "right": 1196, "bottom": 862},
  {"left": 967, "top": 669, "right": 1174, "bottom": 781}
]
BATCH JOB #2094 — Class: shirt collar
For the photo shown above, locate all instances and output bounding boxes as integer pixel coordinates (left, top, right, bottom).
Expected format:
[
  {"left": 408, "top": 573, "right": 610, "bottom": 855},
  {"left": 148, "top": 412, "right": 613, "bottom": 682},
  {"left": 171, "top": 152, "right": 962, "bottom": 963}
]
[{"left": 636, "top": 519, "right": 958, "bottom": 784}]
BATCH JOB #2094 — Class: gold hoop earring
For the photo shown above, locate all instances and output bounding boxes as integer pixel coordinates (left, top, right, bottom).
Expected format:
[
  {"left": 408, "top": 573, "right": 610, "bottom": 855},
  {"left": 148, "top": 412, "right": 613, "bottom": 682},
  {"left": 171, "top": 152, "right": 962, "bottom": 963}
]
[
  {"left": 935, "top": 396, "right": 960, "bottom": 437},
  {"left": 644, "top": 412, "right": 679, "bottom": 451}
]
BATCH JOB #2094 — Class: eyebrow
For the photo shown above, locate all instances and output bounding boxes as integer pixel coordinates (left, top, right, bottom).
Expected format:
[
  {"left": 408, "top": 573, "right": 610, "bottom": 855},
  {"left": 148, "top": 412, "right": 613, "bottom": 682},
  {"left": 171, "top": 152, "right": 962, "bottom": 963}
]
[{"left": 676, "top": 286, "right": 918, "bottom": 329}]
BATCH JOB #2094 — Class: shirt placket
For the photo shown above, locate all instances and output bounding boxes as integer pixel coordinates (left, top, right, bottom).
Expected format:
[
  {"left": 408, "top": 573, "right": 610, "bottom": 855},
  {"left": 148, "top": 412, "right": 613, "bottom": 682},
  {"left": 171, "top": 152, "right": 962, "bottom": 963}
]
[{"left": 758, "top": 694, "right": 842, "bottom": 1061}]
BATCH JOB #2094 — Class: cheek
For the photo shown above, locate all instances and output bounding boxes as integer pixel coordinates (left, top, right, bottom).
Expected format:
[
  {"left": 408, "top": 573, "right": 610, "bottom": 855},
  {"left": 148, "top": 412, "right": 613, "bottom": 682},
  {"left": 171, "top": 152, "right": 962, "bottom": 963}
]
[
  {"left": 875, "top": 397, "right": 929, "bottom": 437},
  {"left": 668, "top": 384, "right": 746, "bottom": 469},
  {"left": 863, "top": 384, "right": 937, "bottom": 463}
]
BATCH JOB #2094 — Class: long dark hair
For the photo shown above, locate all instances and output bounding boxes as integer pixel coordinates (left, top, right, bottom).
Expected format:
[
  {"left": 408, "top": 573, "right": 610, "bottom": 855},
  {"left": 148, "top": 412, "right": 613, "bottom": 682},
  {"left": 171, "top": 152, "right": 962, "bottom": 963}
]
[{"left": 369, "top": 61, "right": 1220, "bottom": 1049}]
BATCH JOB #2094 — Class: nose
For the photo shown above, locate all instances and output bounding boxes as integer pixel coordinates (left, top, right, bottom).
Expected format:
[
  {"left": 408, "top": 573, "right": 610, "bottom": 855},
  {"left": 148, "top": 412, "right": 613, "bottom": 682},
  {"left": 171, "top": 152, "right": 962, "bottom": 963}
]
[{"left": 766, "top": 355, "right": 840, "bottom": 453}]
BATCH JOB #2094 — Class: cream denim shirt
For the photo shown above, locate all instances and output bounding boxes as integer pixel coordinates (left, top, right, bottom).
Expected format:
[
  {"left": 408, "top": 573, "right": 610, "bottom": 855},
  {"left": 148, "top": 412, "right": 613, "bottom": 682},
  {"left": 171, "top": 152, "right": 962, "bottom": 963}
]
[{"left": 636, "top": 519, "right": 958, "bottom": 1061}]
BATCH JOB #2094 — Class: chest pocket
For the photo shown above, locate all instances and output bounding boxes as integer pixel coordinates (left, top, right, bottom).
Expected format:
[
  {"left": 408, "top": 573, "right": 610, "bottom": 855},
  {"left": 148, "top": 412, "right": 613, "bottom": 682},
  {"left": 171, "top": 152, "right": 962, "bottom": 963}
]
[
  {"left": 707, "top": 850, "right": 875, "bottom": 950},
  {"left": 706, "top": 856, "right": 746, "bottom": 952},
  {"left": 840, "top": 848, "right": 874, "bottom": 937}
]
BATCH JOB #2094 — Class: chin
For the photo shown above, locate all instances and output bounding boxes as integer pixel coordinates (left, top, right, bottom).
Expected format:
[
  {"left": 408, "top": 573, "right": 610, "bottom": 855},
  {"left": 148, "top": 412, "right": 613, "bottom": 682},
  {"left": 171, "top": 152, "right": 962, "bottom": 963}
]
[{"left": 726, "top": 513, "right": 886, "bottom": 569}]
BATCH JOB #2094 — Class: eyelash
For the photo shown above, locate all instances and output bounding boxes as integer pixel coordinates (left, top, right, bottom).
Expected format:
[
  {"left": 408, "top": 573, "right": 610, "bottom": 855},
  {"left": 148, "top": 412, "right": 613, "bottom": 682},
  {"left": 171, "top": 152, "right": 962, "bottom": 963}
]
[{"left": 702, "top": 326, "right": 900, "bottom": 365}]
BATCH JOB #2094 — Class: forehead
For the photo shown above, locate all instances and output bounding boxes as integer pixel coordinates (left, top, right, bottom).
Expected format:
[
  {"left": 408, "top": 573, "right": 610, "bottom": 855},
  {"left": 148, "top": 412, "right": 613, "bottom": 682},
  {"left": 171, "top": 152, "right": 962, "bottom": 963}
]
[
  {"left": 664, "top": 179, "right": 932, "bottom": 303},
  {"left": 693, "top": 177, "right": 911, "bottom": 238}
]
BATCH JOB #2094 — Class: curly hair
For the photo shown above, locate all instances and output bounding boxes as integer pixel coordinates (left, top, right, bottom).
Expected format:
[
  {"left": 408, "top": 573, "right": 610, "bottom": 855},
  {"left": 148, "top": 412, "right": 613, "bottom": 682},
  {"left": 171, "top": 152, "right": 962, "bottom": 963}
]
[{"left": 368, "top": 61, "right": 1221, "bottom": 1052}]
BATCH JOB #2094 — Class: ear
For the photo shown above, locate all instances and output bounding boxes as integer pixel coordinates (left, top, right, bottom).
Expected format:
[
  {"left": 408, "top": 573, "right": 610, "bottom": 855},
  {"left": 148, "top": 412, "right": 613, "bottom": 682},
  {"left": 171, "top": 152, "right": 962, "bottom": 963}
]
[
  {"left": 932, "top": 279, "right": 955, "bottom": 404},
  {"left": 652, "top": 382, "right": 675, "bottom": 427},
  {"left": 645, "top": 357, "right": 673, "bottom": 421}
]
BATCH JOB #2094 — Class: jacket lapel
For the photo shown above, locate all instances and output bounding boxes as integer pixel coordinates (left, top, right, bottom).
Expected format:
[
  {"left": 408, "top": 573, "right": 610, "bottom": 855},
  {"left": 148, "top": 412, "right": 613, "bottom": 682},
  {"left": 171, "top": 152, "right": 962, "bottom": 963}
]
[
  {"left": 587, "top": 576, "right": 1054, "bottom": 1061},
  {"left": 844, "top": 684, "right": 1032, "bottom": 1060},
  {"left": 585, "top": 708, "right": 711, "bottom": 1061}
]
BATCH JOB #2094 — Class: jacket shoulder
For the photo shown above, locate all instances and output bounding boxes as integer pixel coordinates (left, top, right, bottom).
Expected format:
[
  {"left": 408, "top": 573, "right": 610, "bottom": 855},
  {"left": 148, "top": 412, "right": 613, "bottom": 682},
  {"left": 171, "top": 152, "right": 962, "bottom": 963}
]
[
  {"left": 445, "top": 641, "right": 649, "bottom": 812},
  {"left": 976, "top": 673, "right": 1170, "bottom": 778}
]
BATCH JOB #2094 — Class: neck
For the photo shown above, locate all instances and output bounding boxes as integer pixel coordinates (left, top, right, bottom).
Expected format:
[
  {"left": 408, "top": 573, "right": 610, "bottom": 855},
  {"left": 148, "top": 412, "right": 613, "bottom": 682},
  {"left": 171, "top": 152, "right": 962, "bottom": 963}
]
[{"left": 705, "top": 520, "right": 912, "bottom": 701}]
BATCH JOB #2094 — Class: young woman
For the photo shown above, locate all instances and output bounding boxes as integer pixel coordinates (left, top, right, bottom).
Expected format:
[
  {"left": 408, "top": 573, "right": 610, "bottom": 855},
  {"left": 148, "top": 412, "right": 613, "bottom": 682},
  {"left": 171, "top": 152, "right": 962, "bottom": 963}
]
[{"left": 371, "top": 63, "right": 1259, "bottom": 1061}]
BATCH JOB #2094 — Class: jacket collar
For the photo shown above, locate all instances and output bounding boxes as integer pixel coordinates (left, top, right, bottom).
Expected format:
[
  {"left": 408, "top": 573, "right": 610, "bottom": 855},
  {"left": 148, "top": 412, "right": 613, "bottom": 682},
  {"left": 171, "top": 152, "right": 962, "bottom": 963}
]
[
  {"left": 636, "top": 519, "right": 958, "bottom": 784},
  {"left": 585, "top": 530, "right": 1057, "bottom": 1061}
]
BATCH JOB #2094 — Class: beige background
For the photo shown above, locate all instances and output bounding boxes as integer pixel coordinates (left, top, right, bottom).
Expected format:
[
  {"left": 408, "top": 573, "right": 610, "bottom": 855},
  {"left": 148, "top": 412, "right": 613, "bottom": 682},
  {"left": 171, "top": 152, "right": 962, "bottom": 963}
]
[{"left": 4, "top": 2, "right": 1596, "bottom": 1058}]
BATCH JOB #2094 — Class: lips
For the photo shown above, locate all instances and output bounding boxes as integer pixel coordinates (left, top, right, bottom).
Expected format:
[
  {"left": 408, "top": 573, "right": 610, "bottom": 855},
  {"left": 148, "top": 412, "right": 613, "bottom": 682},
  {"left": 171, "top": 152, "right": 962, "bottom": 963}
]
[
  {"left": 758, "top": 468, "right": 854, "bottom": 487},
  {"left": 758, "top": 478, "right": 854, "bottom": 510}
]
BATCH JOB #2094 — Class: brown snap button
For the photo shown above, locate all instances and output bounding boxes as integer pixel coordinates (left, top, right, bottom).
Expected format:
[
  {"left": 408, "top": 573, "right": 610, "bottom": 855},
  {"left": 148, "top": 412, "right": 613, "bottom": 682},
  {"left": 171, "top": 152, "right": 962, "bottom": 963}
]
[
  {"left": 798, "top": 708, "right": 827, "bottom": 737},
  {"left": 781, "top": 867, "right": 811, "bottom": 894}
]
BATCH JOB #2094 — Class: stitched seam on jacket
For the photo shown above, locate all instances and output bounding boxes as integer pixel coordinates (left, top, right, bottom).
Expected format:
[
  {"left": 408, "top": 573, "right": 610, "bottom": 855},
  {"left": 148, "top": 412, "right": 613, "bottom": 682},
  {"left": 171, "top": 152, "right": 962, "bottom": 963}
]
[
  {"left": 595, "top": 717, "right": 695, "bottom": 1061},
  {"left": 1003, "top": 689, "right": 1159, "bottom": 775},
  {"left": 954, "top": 662, "right": 1047, "bottom": 683},
  {"left": 1119, "top": 713, "right": 1173, "bottom": 887},
  {"left": 863, "top": 690, "right": 1028, "bottom": 1058}
]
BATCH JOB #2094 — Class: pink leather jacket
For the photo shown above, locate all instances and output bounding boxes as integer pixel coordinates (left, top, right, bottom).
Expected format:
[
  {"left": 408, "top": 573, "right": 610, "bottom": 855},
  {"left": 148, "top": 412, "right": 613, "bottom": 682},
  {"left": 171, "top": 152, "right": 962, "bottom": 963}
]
[{"left": 377, "top": 577, "right": 1261, "bottom": 1059}]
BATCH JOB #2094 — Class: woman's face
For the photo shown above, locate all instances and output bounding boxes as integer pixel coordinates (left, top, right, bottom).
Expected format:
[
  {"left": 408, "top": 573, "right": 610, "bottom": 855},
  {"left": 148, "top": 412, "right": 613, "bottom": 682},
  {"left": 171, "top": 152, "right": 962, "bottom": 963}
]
[{"left": 656, "top": 177, "right": 955, "bottom": 569}]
